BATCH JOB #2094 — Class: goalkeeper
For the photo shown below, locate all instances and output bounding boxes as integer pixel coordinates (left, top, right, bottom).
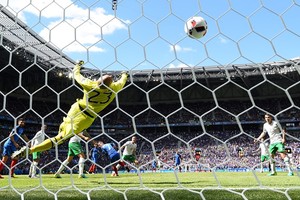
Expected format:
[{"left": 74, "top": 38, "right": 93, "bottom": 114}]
[{"left": 13, "top": 61, "right": 128, "bottom": 158}]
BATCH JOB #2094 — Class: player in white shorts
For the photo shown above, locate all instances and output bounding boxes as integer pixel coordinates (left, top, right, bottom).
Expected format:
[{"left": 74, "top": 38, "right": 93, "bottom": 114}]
[
  {"left": 29, "top": 125, "right": 47, "bottom": 178},
  {"left": 116, "top": 136, "right": 137, "bottom": 172},
  {"left": 255, "top": 114, "right": 293, "bottom": 176},
  {"left": 54, "top": 131, "right": 91, "bottom": 178},
  {"left": 254, "top": 137, "right": 270, "bottom": 173}
]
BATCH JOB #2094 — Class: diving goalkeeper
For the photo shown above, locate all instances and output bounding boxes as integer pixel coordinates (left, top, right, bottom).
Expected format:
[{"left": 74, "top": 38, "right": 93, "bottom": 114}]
[{"left": 12, "top": 61, "right": 128, "bottom": 158}]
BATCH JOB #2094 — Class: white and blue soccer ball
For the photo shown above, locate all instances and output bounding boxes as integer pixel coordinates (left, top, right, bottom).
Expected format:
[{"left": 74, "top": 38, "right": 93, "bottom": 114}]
[{"left": 184, "top": 16, "right": 208, "bottom": 39}]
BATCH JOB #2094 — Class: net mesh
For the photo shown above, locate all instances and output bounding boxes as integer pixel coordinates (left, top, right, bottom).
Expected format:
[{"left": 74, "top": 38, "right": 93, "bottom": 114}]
[{"left": 0, "top": 0, "right": 299, "bottom": 199}]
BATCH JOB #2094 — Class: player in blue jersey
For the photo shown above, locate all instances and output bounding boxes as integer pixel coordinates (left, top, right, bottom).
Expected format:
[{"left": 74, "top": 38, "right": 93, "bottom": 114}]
[
  {"left": 88, "top": 142, "right": 101, "bottom": 174},
  {"left": 0, "top": 118, "right": 29, "bottom": 178},
  {"left": 151, "top": 160, "right": 157, "bottom": 172},
  {"left": 98, "top": 141, "right": 125, "bottom": 176},
  {"left": 12, "top": 61, "right": 128, "bottom": 159},
  {"left": 174, "top": 151, "right": 182, "bottom": 172}
]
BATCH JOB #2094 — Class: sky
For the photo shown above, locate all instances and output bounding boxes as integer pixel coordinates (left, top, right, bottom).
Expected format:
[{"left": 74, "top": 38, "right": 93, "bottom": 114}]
[{"left": 0, "top": 0, "right": 300, "bottom": 71}]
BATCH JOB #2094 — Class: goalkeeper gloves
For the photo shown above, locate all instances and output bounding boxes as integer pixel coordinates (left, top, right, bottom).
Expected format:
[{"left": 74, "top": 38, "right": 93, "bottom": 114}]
[
  {"left": 77, "top": 60, "right": 84, "bottom": 66},
  {"left": 121, "top": 71, "right": 129, "bottom": 76}
]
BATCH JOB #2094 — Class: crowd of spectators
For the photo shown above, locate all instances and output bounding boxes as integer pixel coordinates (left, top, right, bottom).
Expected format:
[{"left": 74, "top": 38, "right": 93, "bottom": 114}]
[
  {"left": 0, "top": 96, "right": 299, "bottom": 175},
  {"left": 0, "top": 129, "right": 298, "bottom": 175},
  {"left": 1, "top": 97, "right": 300, "bottom": 127}
]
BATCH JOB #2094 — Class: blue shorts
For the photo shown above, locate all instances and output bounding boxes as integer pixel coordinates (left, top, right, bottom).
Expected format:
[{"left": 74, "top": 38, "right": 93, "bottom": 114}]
[
  {"left": 110, "top": 153, "right": 120, "bottom": 163},
  {"left": 2, "top": 144, "right": 16, "bottom": 156}
]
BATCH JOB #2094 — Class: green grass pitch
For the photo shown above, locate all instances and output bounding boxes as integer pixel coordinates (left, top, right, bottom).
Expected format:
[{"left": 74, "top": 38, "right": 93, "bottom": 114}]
[{"left": 0, "top": 172, "right": 299, "bottom": 200}]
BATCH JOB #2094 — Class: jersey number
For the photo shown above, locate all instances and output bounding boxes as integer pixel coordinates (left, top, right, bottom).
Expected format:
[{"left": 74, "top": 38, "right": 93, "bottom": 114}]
[{"left": 88, "top": 91, "right": 112, "bottom": 104}]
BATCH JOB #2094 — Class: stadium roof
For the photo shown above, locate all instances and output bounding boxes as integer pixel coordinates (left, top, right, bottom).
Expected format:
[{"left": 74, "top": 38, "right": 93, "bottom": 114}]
[
  {"left": 1, "top": 4, "right": 300, "bottom": 84},
  {"left": 0, "top": 5, "right": 75, "bottom": 70}
]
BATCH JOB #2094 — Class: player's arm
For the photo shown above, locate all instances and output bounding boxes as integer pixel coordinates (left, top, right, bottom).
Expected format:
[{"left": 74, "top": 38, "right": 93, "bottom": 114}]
[
  {"left": 77, "top": 131, "right": 89, "bottom": 141},
  {"left": 21, "top": 134, "right": 31, "bottom": 147},
  {"left": 9, "top": 131, "right": 19, "bottom": 148},
  {"left": 83, "top": 130, "right": 92, "bottom": 139},
  {"left": 119, "top": 143, "right": 127, "bottom": 153},
  {"left": 119, "top": 141, "right": 130, "bottom": 153},
  {"left": 110, "top": 72, "right": 128, "bottom": 91},
  {"left": 254, "top": 129, "right": 266, "bottom": 143},
  {"left": 83, "top": 131, "right": 97, "bottom": 145},
  {"left": 73, "top": 61, "right": 95, "bottom": 89},
  {"left": 21, "top": 134, "right": 30, "bottom": 142}
]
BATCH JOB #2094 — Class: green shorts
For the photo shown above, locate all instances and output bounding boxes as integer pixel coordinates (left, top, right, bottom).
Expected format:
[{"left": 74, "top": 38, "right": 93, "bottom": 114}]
[
  {"left": 260, "top": 155, "right": 269, "bottom": 162},
  {"left": 32, "top": 152, "right": 41, "bottom": 160},
  {"left": 122, "top": 155, "right": 136, "bottom": 163},
  {"left": 269, "top": 142, "right": 285, "bottom": 155},
  {"left": 68, "top": 142, "right": 83, "bottom": 156}
]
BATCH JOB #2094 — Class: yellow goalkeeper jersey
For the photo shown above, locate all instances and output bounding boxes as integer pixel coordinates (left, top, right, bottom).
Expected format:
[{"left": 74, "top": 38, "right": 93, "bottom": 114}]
[{"left": 73, "top": 64, "right": 128, "bottom": 117}]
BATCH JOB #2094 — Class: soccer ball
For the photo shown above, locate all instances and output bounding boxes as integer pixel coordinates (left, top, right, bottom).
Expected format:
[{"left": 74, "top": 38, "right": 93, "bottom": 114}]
[{"left": 184, "top": 16, "right": 208, "bottom": 39}]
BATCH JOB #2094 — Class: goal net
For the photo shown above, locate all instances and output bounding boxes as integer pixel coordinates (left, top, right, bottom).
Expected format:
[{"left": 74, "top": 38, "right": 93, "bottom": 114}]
[{"left": 0, "top": 0, "right": 299, "bottom": 200}]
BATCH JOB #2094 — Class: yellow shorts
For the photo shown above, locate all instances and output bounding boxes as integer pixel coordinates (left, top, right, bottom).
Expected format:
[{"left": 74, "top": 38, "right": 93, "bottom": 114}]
[{"left": 58, "top": 102, "right": 95, "bottom": 141}]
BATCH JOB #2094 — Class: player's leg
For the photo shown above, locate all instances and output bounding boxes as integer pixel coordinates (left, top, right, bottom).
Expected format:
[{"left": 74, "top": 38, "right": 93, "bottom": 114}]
[
  {"left": 78, "top": 153, "right": 86, "bottom": 178},
  {"left": 268, "top": 144, "right": 277, "bottom": 176},
  {"left": 117, "top": 155, "right": 130, "bottom": 172},
  {"left": 55, "top": 144, "right": 76, "bottom": 178},
  {"left": 67, "top": 142, "right": 87, "bottom": 178},
  {"left": 28, "top": 162, "right": 33, "bottom": 178},
  {"left": 31, "top": 153, "right": 40, "bottom": 178},
  {"left": 12, "top": 103, "right": 92, "bottom": 159},
  {"left": 88, "top": 164, "right": 94, "bottom": 173},
  {"left": 111, "top": 165, "right": 118, "bottom": 176},
  {"left": 6, "top": 145, "right": 18, "bottom": 177},
  {"left": 0, "top": 155, "right": 9, "bottom": 178},
  {"left": 9, "top": 158, "right": 18, "bottom": 177},
  {"left": 277, "top": 144, "right": 293, "bottom": 176},
  {"left": 116, "top": 161, "right": 126, "bottom": 171},
  {"left": 11, "top": 126, "right": 65, "bottom": 159},
  {"left": 268, "top": 154, "right": 277, "bottom": 176},
  {"left": 260, "top": 155, "right": 266, "bottom": 173},
  {"left": 88, "top": 156, "right": 97, "bottom": 173},
  {"left": 31, "top": 119, "right": 71, "bottom": 154},
  {"left": 111, "top": 154, "right": 121, "bottom": 176},
  {"left": 55, "top": 155, "right": 73, "bottom": 178},
  {"left": 281, "top": 153, "right": 293, "bottom": 176}
]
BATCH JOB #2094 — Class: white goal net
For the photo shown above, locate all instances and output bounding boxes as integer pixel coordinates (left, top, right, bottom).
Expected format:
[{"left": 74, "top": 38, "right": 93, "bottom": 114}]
[{"left": 0, "top": 0, "right": 299, "bottom": 200}]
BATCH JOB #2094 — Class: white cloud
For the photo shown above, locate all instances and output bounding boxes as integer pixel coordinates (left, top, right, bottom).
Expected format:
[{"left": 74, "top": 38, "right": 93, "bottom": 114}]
[
  {"left": 0, "top": 0, "right": 128, "bottom": 52},
  {"left": 218, "top": 36, "right": 228, "bottom": 44},
  {"left": 168, "top": 63, "right": 191, "bottom": 68},
  {"left": 169, "top": 44, "right": 193, "bottom": 52}
]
